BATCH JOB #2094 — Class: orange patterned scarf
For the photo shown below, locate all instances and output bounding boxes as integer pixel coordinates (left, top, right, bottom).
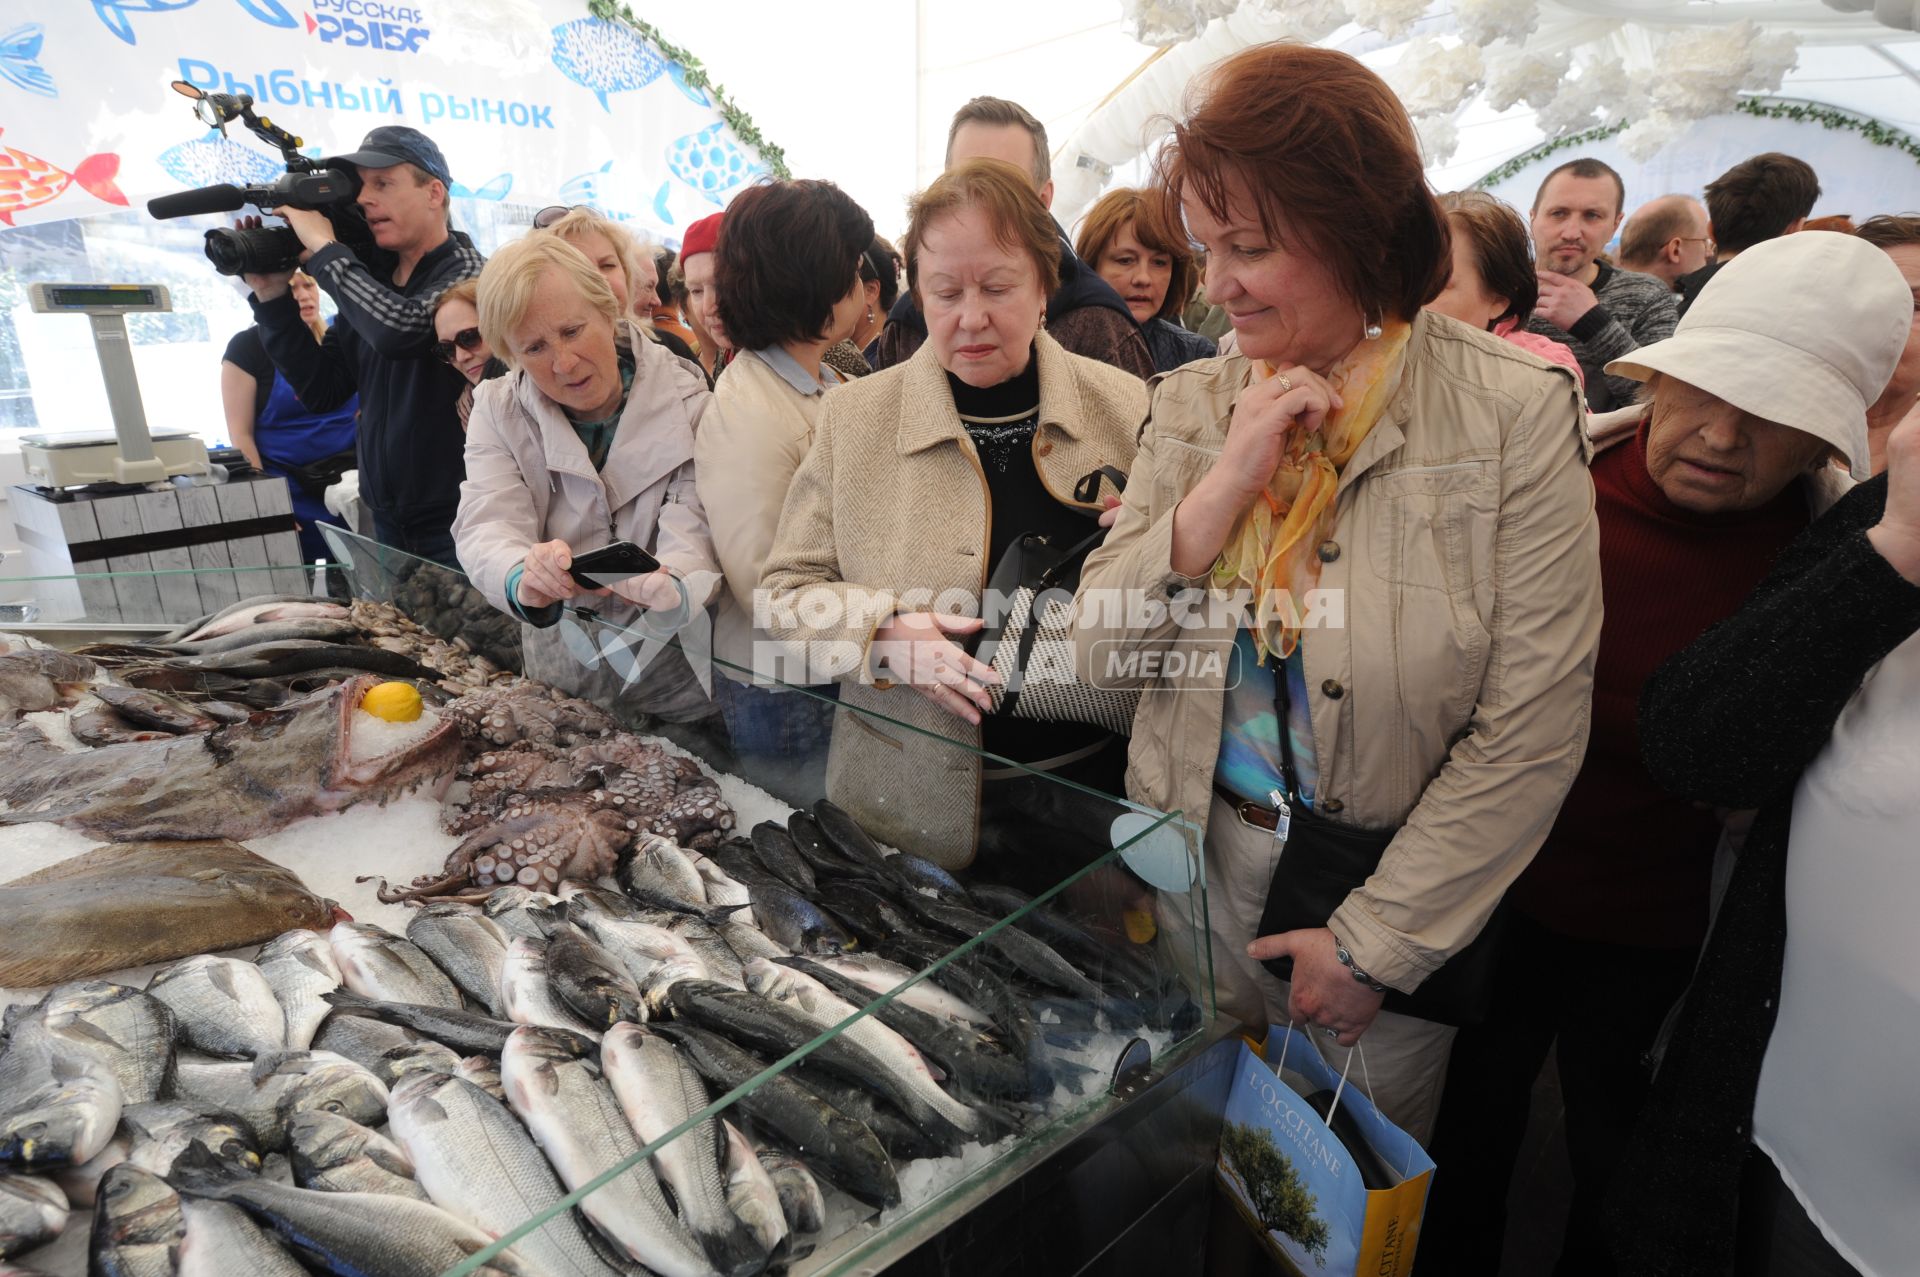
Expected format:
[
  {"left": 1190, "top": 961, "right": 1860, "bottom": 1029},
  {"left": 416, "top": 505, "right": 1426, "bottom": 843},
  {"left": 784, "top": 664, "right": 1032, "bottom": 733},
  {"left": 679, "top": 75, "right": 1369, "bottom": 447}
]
[{"left": 1214, "top": 321, "right": 1412, "bottom": 661}]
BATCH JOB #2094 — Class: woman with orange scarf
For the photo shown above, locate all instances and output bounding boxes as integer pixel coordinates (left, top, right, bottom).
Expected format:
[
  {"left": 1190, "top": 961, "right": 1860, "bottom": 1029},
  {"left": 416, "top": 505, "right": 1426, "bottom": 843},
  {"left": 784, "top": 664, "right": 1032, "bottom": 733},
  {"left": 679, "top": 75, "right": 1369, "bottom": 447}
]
[{"left": 1075, "top": 43, "right": 1602, "bottom": 1142}]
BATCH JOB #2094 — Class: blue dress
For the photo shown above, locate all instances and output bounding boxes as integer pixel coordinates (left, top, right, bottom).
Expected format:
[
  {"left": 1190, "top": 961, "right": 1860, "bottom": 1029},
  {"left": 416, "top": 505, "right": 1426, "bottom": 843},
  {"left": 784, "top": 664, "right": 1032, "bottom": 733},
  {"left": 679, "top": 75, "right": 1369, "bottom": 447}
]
[{"left": 225, "top": 325, "right": 359, "bottom": 561}]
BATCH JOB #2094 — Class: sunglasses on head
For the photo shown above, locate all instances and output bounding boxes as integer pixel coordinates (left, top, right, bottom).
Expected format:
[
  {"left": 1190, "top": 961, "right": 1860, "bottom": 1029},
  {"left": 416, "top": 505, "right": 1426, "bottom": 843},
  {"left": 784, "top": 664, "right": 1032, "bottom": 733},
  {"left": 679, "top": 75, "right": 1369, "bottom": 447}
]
[
  {"left": 533, "top": 204, "right": 578, "bottom": 229},
  {"left": 433, "top": 328, "right": 483, "bottom": 362}
]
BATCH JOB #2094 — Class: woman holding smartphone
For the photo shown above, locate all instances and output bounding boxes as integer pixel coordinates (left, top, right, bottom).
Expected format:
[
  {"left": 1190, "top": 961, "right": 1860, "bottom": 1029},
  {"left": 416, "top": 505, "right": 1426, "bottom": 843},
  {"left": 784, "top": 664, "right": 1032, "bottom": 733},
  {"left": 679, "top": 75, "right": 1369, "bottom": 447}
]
[{"left": 453, "top": 234, "right": 722, "bottom": 723}]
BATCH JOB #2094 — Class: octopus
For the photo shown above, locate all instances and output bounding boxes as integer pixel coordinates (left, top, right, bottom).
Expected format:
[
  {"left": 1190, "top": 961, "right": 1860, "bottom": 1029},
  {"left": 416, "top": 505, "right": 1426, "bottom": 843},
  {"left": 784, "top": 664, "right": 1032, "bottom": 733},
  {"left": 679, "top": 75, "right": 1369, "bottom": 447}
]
[
  {"left": 370, "top": 790, "right": 638, "bottom": 903},
  {"left": 442, "top": 685, "right": 619, "bottom": 752}
]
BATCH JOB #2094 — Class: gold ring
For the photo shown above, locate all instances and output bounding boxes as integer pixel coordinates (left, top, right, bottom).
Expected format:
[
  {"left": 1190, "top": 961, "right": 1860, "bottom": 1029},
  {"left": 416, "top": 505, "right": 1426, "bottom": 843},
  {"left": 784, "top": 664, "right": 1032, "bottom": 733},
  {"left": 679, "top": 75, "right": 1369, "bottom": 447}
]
[{"left": 1275, "top": 374, "right": 1294, "bottom": 393}]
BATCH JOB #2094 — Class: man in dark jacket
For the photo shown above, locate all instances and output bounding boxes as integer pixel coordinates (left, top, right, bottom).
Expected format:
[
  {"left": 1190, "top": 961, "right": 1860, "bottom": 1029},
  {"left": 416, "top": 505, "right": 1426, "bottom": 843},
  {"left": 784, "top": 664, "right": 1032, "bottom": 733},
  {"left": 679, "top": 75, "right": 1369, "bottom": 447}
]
[
  {"left": 244, "top": 125, "right": 485, "bottom": 563},
  {"left": 1675, "top": 151, "right": 1821, "bottom": 317},
  {"left": 869, "top": 97, "right": 1153, "bottom": 380}
]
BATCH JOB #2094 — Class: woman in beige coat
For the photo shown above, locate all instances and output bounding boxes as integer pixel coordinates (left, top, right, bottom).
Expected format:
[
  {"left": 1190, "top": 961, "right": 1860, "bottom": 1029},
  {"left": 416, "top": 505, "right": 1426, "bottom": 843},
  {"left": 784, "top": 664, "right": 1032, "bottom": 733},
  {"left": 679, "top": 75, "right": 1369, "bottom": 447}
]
[
  {"left": 454, "top": 234, "right": 721, "bottom": 723},
  {"left": 760, "top": 159, "right": 1147, "bottom": 872},
  {"left": 1074, "top": 44, "right": 1601, "bottom": 1143}
]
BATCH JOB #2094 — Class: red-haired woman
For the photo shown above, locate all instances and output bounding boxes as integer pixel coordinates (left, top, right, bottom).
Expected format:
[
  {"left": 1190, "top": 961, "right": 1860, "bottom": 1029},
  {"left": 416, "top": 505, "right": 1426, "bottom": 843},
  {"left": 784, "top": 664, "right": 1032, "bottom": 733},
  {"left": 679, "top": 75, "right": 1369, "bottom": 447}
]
[
  {"left": 1077, "top": 186, "right": 1216, "bottom": 372},
  {"left": 1075, "top": 42, "right": 1602, "bottom": 1141}
]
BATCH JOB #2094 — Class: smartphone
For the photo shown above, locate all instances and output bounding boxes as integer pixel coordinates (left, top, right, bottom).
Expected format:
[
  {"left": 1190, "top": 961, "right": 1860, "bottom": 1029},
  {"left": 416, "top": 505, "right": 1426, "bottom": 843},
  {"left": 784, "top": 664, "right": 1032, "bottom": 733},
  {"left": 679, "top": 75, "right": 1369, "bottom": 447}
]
[{"left": 567, "top": 540, "right": 661, "bottom": 589}]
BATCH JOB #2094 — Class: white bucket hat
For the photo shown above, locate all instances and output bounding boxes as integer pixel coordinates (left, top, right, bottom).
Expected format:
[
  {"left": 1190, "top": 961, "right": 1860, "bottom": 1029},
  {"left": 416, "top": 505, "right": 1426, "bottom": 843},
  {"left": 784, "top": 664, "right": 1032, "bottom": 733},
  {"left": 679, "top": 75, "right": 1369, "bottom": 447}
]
[{"left": 1606, "top": 232, "right": 1914, "bottom": 479}]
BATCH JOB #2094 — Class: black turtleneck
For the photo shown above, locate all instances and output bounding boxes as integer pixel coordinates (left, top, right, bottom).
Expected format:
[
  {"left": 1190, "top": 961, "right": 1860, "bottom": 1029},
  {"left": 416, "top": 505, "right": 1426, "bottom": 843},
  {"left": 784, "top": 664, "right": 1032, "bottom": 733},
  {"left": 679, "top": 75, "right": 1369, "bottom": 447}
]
[
  {"left": 947, "top": 352, "right": 1088, "bottom": 575},
  {"left": 948, "top": 348, "right": 1108, "bottom": 767}
]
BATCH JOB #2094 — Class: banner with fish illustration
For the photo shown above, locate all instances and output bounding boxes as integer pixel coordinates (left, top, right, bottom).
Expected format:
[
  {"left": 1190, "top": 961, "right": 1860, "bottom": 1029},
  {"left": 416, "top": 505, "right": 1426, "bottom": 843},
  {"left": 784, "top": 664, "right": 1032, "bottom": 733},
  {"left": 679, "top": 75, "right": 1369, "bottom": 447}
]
[{"left": 0, "top": 0, "right": 775, "bottom": 245}]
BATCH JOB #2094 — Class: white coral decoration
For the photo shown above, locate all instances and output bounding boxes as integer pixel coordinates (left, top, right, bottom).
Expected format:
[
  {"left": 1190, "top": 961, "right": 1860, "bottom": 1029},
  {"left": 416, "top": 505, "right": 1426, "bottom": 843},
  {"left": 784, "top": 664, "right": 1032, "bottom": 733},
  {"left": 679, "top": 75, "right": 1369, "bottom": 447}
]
[
  {"left": 1388, "top": 37, "right": 1485, "bottom": 116},
  {"left": 1645, "top": 20, "right": 1799, "bottom": 121},
  {"left": 1415, "top": 114, "right": 1461, "bottom": 165},
  {"left": 1349, "top": 0, "right": 1431, "bottom": 40},
  {"left": 1248, "top": 0, "right": 1351, "bottom": 41},
  {"left": 1535, "top": 54, "right": 1633, "bottom": 138},
  {"left": 1484, "top": 45, "right": 1569, "bottom": 112},
  {"left": 1618, "top": 113, "right": 1688, "bottom": 162},
  {"left": 1452, "top": 0, "right": 1539, "bottom": 47},
  {"left": 1120, "top": 0, "right": 1240, "bottom": 46}
]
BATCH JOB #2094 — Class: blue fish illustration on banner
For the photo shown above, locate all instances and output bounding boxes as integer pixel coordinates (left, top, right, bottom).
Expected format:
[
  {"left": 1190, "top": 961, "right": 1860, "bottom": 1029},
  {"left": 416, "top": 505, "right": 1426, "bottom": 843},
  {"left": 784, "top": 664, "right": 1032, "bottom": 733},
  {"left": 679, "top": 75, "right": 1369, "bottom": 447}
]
[
  {"left": 559, "top": 161, "right": 613, "bottom": 207},
  {"left": 93, "top": 0, "right": 294, "bottom": 47},
  {"left": 668, "top": 63, "right": 709, "bottom": 107},
  {"left": 549, "top": 17, "right": 666, "bottom": 112},
  {"left": 652, "top": 180, "right": 675, "bottom": 225},
  {"left": 158, "top": 130, "right": 284, "bottom": 189},
  {"left": 0, "top": 25, "right": 55, "bottom": 99},
  {"left": 667, "top": 124, "right": 758, "bottom": 206},
  {"left": 451, "top": 173, "right": 512, "bottom": 201}
]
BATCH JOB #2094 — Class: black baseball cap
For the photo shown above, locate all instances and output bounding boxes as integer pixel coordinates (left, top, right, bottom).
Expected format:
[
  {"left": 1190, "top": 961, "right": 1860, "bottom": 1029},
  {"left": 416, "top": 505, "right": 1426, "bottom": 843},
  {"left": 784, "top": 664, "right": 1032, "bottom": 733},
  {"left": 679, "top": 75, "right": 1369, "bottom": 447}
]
[{"left": 333, "top": 126, "right": 452, "bottom": 187}]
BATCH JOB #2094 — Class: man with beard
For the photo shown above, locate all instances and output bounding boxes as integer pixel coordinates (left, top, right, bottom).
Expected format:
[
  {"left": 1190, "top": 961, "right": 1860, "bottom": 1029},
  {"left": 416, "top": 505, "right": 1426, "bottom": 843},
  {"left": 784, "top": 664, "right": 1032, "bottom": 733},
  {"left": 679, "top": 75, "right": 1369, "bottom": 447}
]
[{"left": 1526, "top": 158, "right": 1679, "bottom": 412}]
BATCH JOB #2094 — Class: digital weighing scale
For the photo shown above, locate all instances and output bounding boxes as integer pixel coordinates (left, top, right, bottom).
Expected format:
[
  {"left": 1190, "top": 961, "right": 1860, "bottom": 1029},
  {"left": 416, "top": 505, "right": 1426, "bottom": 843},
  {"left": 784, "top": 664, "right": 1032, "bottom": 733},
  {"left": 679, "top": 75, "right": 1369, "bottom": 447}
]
[{"left": 16, "top": 282, "right": 211, "bottom": 487}]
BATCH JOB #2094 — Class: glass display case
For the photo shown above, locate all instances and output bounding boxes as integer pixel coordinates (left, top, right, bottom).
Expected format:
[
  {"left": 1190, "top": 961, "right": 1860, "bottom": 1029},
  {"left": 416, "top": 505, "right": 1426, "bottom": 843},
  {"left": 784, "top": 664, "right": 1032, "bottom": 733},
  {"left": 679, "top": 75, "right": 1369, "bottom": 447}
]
[{"left": 0, "top": 532, "right": 1220, "bottom": 1277}]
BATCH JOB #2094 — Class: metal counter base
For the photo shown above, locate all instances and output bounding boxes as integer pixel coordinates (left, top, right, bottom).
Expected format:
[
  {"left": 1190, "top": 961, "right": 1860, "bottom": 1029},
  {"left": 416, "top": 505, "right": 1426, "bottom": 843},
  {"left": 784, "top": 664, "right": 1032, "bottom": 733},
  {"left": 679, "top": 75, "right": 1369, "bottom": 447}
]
[{"left": 801, "top": 1015, "right": 1243, "bottom": 1276}]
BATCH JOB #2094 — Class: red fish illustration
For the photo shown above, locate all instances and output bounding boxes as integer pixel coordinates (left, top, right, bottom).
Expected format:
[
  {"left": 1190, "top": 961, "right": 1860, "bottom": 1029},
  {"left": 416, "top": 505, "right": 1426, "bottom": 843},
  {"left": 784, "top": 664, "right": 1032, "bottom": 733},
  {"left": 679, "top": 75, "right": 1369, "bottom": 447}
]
[{"left": 0, "top": 128, "right": 128, "bottom": 226}]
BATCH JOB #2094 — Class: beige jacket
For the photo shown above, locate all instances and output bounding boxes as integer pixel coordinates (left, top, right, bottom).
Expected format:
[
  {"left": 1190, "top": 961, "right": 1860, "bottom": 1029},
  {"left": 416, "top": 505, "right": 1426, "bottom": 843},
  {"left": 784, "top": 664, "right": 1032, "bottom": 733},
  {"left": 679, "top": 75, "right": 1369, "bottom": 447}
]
[
  {"left": 697, "top": 347, "right": 836, "bottom": 681},
  {"left": 761, "top": 332, "right": 1148, "bottom": 866},
  {"left": 453, "top": 324, "right": 723, "bottom": 720},
  {"left": 1075, "top": 311, "right": 1602, "bottom": 991}
]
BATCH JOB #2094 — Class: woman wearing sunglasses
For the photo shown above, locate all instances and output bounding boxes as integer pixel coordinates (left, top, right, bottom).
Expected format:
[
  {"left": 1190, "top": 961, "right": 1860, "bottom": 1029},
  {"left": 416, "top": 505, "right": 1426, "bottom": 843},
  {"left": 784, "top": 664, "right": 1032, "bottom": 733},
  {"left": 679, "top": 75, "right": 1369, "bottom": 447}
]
[{"left": 432, "top": 278, "right": 505, "bottom": 429}]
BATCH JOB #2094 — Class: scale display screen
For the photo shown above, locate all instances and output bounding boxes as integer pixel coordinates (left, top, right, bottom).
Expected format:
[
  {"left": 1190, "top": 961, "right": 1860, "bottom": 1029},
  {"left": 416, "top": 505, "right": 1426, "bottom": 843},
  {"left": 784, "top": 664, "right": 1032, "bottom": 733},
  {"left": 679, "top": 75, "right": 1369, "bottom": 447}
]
[{"left": 41, "top": 285, "right": 162, "bottom": 309}]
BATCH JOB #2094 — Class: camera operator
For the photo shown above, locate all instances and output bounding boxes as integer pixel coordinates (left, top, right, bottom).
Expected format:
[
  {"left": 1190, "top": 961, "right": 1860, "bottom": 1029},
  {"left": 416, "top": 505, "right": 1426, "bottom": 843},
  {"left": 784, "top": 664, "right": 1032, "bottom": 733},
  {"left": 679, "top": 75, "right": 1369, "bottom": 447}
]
[{"left": 242, "top": 125, "right": 484, "bottom": 563}]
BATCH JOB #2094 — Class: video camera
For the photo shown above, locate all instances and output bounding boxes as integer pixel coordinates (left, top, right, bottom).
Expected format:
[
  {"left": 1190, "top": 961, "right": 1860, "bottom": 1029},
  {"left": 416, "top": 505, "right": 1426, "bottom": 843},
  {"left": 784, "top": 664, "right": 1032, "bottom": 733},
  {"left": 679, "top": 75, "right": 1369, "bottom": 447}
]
[{"left": 147, "top": 81, "right": 381, "bottom": 277}]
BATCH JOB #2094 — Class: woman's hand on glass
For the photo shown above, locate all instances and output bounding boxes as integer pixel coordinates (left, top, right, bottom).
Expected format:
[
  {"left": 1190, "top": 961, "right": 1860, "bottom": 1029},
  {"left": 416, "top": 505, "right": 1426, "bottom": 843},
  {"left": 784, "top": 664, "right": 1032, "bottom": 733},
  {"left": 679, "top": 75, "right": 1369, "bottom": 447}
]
[
  {"left": 869, "top": 611, "right": 1001, "bottom": 725},
  {"left": 1870, "top": 396, "right": 1920, "bottom": 586},
  {"left": 1203, "top": 364, "right": 1344, "bottom": 512},
  {"left": 516, "top": 539, "right": 603, "bottom": 610},
  {"left": 1247, "top": 925, "right": 1385, "bottom": 1047}
]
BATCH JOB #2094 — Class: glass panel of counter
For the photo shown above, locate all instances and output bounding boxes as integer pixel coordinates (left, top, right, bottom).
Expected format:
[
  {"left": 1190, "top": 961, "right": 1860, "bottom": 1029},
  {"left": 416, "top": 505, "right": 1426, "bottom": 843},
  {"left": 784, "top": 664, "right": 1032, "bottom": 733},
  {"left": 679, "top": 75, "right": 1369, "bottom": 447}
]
[
  {"left": 1, "top": 558, "right": 318, "bottom": 632},
  {"left": 0, "top": 529, "right": 1218, "bottom": 1276}
]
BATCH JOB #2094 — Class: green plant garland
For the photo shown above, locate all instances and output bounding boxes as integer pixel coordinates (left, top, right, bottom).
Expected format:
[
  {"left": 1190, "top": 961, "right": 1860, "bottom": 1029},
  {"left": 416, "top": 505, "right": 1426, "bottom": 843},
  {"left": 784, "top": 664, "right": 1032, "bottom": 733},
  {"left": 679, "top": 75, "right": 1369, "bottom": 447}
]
[
  {"left": 1473, "top": 120, "right": 1628, "bottom": 189},
  {"left": 1732, "top": 97, "right": 1920, "bottom": 163},
  {"left": 1473, "top": 97, "right": 1920, "bottom": 189},
  {"left": 584, "top": 0, "right": 791, "bottom": 179}
]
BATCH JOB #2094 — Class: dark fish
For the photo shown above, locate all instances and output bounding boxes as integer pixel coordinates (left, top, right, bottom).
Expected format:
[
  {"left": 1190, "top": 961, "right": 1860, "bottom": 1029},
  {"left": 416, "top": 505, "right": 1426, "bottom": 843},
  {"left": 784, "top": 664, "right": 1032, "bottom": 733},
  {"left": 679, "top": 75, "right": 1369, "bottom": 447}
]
[
  {"left": 744, "top": 878, "right": 853, "bottom": 956},
  {"left": 747, "top": 822, "right": 816, "bottom": 894},
  {"left": 183, "top": 640, "right": 436, "bottom": 682},
  {"left": 811, "top": 800, "right": 892, "bottom": 869},
  {"left": 900, "top": 899, "right": 1103, "bottom": 999},
  {"left": 819, "top": 880, "right": 928, "bottom": 947},
  {"left": 966, "top": 883, "right": 1159, "bottom": 997},
  {"left": 0, "top": 649, "right": 94, "bottom": 721},
  {"left": 89, "top": 1164, "right": 184, "bottom": 1277},
  {"left": 93, "top": 684, "right": 216, "bottom": 734},
  {"left": 784, "top": 812, "right": 870, "bottom": 879},
  {"left": 68, "top": 708, "right": 173, "bottom": 747},
  {"left": 645, "top": 1022, "right": 900, "bottom": 1209},
  {"left": 320, "top": 990, "right": 517, "bottom": 1055},
  {"left": 703, "top": 840, "right": 786, "bottom": 892},
  {"left": 156, "top": 618, "right": 360, "bottom": 656},
  {"left": 883, "top": 853, "right": 972, "bottom": 904},
  {"left": 782, "top": 1066, "right": 951, "bottom": 1162},
  {"left": 780, "top": 957, "right": 1031, "bottom": 1100},
  {"left": 544, "top": 928, "right": 647, "bottom": 1029}
]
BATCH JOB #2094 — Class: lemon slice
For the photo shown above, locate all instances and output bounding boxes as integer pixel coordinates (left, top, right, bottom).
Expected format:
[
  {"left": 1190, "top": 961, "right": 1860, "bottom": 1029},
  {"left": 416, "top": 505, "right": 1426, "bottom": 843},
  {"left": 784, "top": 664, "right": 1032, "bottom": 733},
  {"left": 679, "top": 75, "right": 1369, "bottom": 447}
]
[{"left": 360, "top": 681, "right": 423, "bottom": 723}]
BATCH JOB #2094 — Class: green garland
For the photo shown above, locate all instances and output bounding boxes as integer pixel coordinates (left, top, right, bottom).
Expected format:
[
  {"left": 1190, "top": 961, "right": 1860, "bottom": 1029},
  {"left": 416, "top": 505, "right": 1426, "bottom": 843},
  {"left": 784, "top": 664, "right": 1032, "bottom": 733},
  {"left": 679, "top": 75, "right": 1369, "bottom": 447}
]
[
  {"left": 583, "top": 0, "right": 791, "bottom": 179},
  {"left": 1473, "top": 120, "right": 1627, "bottom": 189},
  {"left": 1732, "top": 97, "right": 1920, "bottom": 163},
  {"left": 1473, "top": 97, "right": 1920, "bottom": 189}
]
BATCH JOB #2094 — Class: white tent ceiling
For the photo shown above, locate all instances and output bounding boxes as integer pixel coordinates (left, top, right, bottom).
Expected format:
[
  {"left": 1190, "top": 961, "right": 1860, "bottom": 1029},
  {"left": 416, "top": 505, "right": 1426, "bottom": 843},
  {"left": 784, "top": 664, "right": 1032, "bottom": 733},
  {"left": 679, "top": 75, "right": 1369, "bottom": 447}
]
[{"left": 644, "top": 0, "right": 1920, "bottom": 238}]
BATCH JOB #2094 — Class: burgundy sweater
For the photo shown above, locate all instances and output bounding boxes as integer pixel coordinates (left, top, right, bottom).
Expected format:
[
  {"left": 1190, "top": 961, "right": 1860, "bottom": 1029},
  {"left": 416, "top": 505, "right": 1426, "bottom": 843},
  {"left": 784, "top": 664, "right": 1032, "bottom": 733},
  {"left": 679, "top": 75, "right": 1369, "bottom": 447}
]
[{"left": 1507, "top": 423, "right": 1809, "bottom": 948}]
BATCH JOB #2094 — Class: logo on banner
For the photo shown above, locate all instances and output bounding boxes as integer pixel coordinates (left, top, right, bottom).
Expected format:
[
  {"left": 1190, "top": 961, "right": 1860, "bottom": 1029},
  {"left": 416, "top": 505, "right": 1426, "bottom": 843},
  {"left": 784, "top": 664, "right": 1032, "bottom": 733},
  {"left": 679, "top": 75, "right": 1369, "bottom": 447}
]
[{"left": 305, "top": 0, "right": 430, "bottom": 54}]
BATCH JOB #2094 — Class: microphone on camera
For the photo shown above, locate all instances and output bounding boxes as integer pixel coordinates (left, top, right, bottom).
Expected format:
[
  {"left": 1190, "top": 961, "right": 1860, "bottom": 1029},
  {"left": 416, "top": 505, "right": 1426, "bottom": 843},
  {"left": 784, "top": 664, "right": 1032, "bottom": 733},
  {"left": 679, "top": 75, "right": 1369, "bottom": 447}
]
[{"left": 147, "top": 184, "right": 251, "bottom": 220}]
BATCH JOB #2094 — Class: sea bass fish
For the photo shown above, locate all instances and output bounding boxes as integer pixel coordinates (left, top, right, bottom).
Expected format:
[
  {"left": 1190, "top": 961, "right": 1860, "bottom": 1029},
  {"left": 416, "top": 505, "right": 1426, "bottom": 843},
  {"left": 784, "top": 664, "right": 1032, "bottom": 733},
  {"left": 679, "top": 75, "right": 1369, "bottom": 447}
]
[
  {"left": 147, "top": 955, "right": 287, "bottom": 1058},
  {"left": 287, "top": 1111, "right": 424, "bottom": 1200},
  {"left": 88, "top": 1164, "right": 183, "bottom": 1277},
  {"left": 0, "top": 1174, "right": 66, "bottom": 1259},
  {"left": 0, "top": 841, "right": 338, "bottom": 988},
  {"left": 169, "top": 1052, "right": 387, "bottom": 1153},
  {"left": 254, "top": 930, "right": 341, "bottom": 1051},
  {"left": 176, "top": 1198, "right": 308, "bottom": 1277},
  {"left": 387, "top": 1072, "right": 625, "bottom": 1277},
  {"left": 598, "top": 1023, "right": 765, "bottom": 1277},
  {"left": 502, "top": 1026, "right": 720, "bottom": 1277},
  {"left": 0, "top": 674, "right": 460, "bottom": 841},
  {"left": 405, "top": 904, "right": 510, "bottom": 1016},
  {"left": 7, "top": 981, "right": 176, "bottom": 1105},
  {"left": 329, "top": 922, "right": 461, "bottom": 1009}
]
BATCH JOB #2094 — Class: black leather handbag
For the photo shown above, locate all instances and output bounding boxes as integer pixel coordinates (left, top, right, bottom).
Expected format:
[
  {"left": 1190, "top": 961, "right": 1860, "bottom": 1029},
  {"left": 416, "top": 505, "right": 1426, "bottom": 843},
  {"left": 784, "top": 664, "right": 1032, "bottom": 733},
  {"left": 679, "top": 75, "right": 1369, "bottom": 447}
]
[{"left": 1252, "top": 659, "right": 1504, "bottom": 1027}]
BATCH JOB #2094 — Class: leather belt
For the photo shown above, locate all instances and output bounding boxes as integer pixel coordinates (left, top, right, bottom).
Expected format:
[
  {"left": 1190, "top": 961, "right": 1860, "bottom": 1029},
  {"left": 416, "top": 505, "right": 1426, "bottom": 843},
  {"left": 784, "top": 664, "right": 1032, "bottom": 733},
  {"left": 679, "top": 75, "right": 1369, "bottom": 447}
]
[{"left": 1213, "top": 782, "right": 1281, "bottom": 833}]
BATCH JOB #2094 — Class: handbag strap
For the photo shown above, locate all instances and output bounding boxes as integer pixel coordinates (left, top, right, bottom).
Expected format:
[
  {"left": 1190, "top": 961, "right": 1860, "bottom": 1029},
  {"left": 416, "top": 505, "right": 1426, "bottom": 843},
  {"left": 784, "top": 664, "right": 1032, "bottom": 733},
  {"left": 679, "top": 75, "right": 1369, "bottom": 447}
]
[
  {"left": 1073, "top": 465, "right": 1129, "bottom": 505},
  {"left": 1271, "top": 644, "right": 1304, "bottom": 805}
]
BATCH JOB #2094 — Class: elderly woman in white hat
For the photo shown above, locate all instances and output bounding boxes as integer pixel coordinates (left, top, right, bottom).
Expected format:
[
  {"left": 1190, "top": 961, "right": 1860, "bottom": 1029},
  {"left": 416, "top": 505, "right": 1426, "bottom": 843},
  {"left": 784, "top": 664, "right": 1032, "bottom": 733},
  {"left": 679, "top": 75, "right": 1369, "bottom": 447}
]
[
  {"left": 1423, "top": 229, "right": 1915, "bottom": 1276},
  {"left": 1606, "top": 255, "right": 1920, "bottom": 1271}
]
